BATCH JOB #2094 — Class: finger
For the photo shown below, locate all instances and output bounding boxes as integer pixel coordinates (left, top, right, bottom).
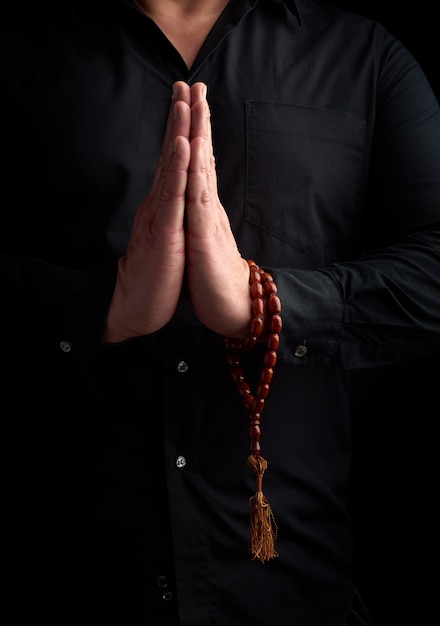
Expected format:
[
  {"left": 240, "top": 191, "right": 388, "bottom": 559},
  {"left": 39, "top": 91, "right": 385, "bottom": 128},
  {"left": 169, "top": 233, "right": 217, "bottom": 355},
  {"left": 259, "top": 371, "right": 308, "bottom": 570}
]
[
  {"left": 151, "top": 82, "right": 191, "bottom": 187},
  {"left": 153, "top": 134, "right": 190, "bottom": 230},
  {"left": 191, "top": 97, "right": 219, "bottom": 203},
  {"left": 193, "top": 95, "right": 217, "bottom": 195},
  {"left": 190, "top": 82, "right": 207, "bottom": 106},
  {"left": 163, "top": 81, "right": 191, "bottom": 148},
  {"left": 163, "top": 99, "right": 192, "bottom": 173},
  {"left": 151, "top": 88, "right": 191, "bottom": 197},
  {"left": 186, "top": 135, "right": 213, "bottom": 236},
  {"left": 190, "top": 84, "right": 211, "bottom": 143}
]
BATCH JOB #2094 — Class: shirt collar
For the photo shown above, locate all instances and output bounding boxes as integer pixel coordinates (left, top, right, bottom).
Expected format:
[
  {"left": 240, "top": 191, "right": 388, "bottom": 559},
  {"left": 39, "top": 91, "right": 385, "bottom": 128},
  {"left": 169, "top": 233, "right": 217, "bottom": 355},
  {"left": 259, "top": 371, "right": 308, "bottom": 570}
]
[{"left": 284, "top": 0, "right": 302, "bottom": 24}]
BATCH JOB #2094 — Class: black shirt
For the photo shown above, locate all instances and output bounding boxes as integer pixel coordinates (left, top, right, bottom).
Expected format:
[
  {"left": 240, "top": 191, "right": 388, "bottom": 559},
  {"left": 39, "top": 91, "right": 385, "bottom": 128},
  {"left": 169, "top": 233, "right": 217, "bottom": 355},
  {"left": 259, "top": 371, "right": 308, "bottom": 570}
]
[{"left": 2, "top": 1, "right": 440, "bottom": 624}]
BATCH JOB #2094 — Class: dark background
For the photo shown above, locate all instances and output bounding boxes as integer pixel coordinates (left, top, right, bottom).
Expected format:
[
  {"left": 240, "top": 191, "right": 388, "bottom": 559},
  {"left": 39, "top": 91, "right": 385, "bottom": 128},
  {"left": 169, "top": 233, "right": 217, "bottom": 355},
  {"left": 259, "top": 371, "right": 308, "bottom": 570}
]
[{"left": 334, "top": 1, "right": 438, "bottom": 96}]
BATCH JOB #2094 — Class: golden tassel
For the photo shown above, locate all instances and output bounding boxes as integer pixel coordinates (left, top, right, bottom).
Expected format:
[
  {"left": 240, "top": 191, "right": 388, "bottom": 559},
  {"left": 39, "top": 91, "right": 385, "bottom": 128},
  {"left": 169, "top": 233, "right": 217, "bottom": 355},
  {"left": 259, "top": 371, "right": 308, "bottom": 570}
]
[{"left": 247, "top": 454, "right": 278, "bottom": 563}]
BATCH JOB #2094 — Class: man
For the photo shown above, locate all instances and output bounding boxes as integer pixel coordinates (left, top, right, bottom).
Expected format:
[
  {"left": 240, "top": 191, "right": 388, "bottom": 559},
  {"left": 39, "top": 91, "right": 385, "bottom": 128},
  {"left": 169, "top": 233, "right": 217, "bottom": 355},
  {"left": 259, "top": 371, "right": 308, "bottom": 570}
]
[{"left": 2, "top": 1, "right": 439, "bottom": 624}]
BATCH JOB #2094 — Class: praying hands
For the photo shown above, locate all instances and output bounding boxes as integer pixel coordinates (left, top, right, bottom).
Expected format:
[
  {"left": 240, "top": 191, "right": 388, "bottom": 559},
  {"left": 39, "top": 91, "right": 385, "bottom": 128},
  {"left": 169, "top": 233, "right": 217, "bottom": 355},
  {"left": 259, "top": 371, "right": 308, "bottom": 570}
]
[{"left": 104, "top": 81, "right": 251, "bottom": 343}]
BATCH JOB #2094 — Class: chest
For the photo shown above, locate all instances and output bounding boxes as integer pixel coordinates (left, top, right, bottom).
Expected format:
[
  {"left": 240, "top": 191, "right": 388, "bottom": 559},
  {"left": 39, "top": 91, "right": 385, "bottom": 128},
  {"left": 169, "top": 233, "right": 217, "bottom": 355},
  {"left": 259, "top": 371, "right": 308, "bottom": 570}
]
[{"left": 149, "top": 14, "right": 220, "bottom": 68}]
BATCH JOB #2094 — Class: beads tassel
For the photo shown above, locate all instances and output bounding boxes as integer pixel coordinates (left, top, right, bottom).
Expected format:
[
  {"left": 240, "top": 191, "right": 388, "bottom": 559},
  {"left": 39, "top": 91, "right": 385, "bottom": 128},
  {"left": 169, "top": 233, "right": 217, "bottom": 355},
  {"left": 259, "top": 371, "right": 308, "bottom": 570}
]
[
  {"left": 247, "top": 454, "right": 278, "bottom": 563},
  {"left": 223, "top": 260, "right": 282, "bottom": 563}
]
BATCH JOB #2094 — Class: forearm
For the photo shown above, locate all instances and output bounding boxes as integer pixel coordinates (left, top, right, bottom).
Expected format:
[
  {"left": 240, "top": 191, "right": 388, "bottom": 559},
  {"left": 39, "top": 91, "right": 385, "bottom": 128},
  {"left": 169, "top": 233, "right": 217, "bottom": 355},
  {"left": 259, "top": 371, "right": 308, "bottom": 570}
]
[{"left": 271, "top": 226, "right": 440, "bottom": 369}]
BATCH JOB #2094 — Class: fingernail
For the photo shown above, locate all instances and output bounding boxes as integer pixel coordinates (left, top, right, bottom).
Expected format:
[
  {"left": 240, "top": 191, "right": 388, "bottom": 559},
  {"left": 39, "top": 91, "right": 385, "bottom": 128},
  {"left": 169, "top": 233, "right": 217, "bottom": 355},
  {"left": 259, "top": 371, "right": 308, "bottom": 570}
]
[{"left": 203, "top": 83, "right": 207, "bottom": 99}]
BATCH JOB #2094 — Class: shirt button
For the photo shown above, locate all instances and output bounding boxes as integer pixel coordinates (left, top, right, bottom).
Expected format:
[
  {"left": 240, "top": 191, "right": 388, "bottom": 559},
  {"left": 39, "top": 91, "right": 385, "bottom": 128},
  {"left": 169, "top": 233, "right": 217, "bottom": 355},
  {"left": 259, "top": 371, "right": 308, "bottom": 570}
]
[
  {"left": 294, "top": 344, "right": 308, "bottom": 358},
  {"left": 177, "top": 360, "right": 189, "bottom": 373},
  {"left": 162, "top": 591, "right": 173, "bottom": 601},
  {"left": 59, "top": 340, "right": 73, "bottom": 353},
  {"left": 175, "top": 456, "right": 186, "bottom": 469},
  {"left": 156, "top": 575, "right": 168, "bottom": 588}
]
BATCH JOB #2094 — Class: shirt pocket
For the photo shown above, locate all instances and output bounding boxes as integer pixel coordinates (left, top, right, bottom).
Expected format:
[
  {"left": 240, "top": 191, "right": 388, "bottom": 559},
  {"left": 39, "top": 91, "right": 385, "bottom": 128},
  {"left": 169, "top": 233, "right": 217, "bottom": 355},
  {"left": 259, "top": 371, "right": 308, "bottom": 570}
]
[{"left": 245, "top": 102, "right": 367, "bottom": 253}]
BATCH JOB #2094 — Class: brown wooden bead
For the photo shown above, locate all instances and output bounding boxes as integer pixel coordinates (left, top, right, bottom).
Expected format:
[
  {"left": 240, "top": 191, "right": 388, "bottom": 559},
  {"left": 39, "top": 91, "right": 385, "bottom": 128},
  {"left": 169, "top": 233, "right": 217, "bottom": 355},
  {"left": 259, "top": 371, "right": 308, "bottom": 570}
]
[
  {"left": 243, "top": 336, "right": 257, "bottom": 349},
  {"left": 268, "top": 294, "right": 281, "bottom": 313},
  {"left": 250, "top": 268, "right": 261, "bottom": 283},
  {"left": 250, "top": 440, "right": 261, "bottom": 455},
  {"left": 242, "top": 393, "right": 254, "bottom": 408},
  {"left": 256, "top": 383, "right": 270, "bottom": 399},
  {"left": 263, "top": 279, "right": 277, "bottom": 295},
  {"left": 250, "top": 281, "right": 264, "bottom": 298},
  {"left": 250, "top": 423, "right": 261, "bottom": 437},
  {"left": 231, "top": 367, "right": 245, "bottom": 382},
  {"left": 250, "top": 316, "right": 264, "bottom": 336},
  {"left": 226, "top": 351, "right": 241, "bottom": 366},
  {"left": 260, "top": 367, "right": 273, "bottom": 384},
  {"left": 251, "top": 398, "right": 265, "bottom": 413},
  {"left": 237, "top": 379, "right": 251, "bottom": 395},
  {"left": 251, "top": 297, "right": 265, "bottom": 316},
  {"left": 267, "top": 334, "right": 280, "bottom": 350},
  {"left": 264, "top": 351, "right": 277, "bottom": 367},
  {"left": 249, "top": 424, "right": 261, "bottom": 453},
  {"left": 269, "top": 314, "right": 282, "bottom": 333}
]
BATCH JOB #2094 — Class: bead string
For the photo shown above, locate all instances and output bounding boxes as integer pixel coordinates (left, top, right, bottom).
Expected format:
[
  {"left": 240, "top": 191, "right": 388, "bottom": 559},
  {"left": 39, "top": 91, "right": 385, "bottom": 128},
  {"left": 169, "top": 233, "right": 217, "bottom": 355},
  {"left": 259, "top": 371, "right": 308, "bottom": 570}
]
[{"left": 223, "top": 260, "right": 282, "bottom": 563}]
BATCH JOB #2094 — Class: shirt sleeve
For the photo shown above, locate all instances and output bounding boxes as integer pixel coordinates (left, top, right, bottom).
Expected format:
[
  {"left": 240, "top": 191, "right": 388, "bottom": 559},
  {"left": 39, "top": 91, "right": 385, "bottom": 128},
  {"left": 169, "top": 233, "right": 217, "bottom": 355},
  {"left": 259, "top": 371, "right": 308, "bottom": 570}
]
[
  {"left": 1, "top": 255, "right": 116, "bottom": 362},
  {"left": 273, "top": 32, "right": 440, "bottom": 369}
]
